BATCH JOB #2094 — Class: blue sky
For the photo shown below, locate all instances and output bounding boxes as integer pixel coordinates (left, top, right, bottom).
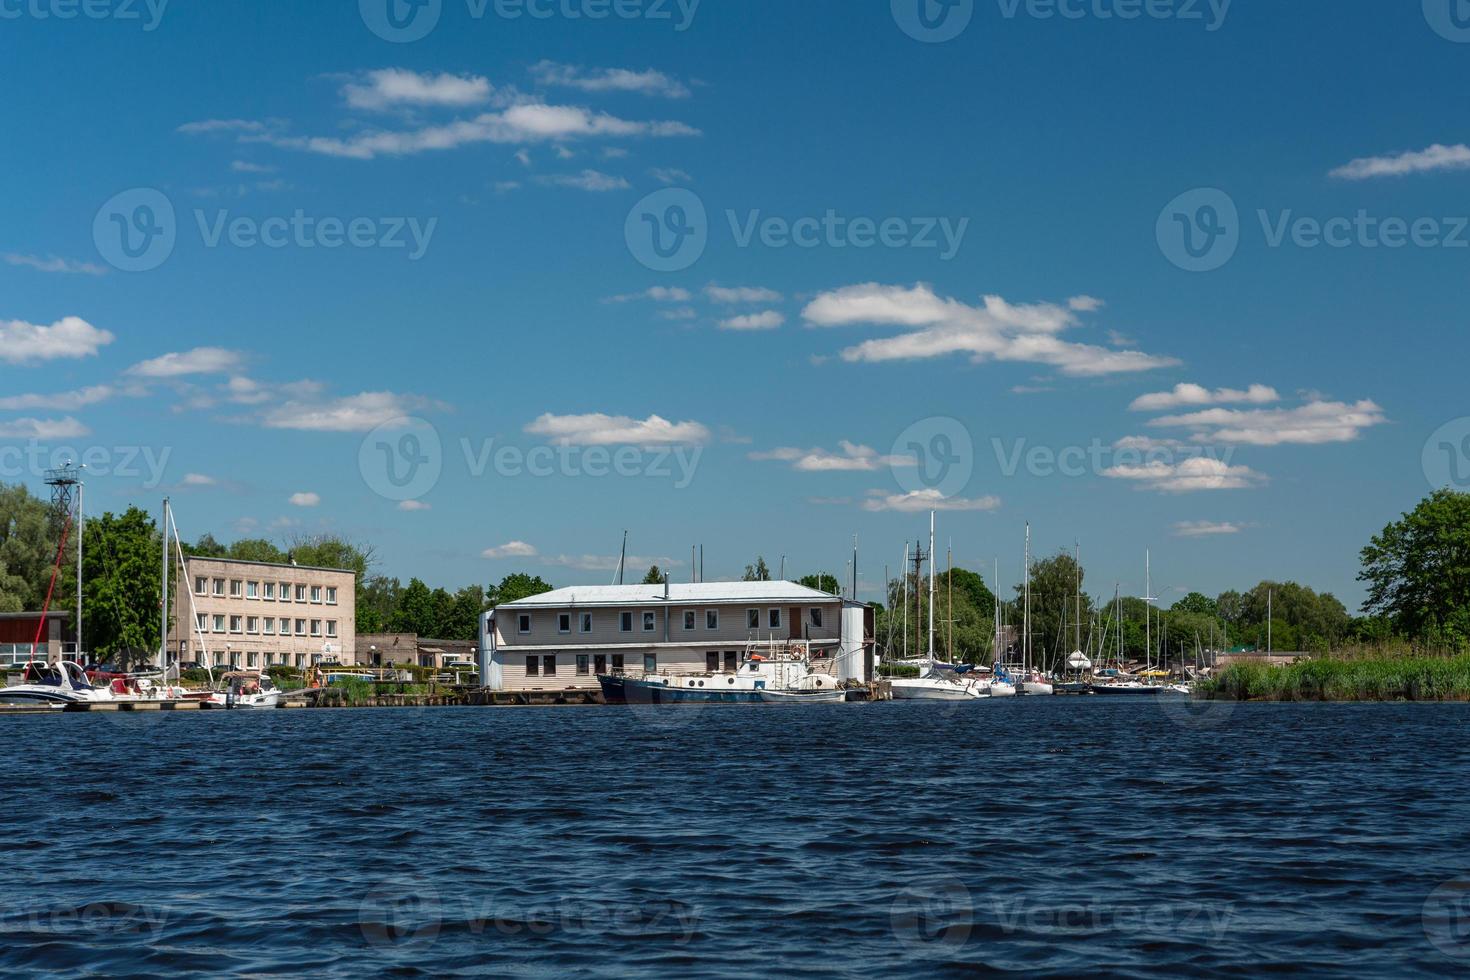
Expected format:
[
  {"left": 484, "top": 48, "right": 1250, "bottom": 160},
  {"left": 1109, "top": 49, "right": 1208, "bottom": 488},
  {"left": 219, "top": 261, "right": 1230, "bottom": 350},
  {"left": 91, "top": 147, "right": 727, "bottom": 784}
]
[{"left": 2, "top": 0, "right": 1467, "bottom": 609}]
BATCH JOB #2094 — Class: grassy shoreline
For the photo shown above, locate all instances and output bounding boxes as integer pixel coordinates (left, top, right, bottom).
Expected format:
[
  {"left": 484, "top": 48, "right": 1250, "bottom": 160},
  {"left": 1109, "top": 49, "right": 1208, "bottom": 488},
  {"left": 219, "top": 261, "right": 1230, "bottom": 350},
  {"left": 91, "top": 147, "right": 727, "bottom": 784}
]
[{"left": 1198, "top": 654, "right": 1470, "bottom": 702}]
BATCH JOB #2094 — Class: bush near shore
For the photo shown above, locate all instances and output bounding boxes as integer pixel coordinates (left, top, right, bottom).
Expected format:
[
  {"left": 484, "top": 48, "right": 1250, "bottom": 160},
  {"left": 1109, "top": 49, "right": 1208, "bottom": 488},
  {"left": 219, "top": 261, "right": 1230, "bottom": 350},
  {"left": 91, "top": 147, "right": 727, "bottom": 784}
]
[{"left": 1199, "top": 654, "right": 1470, "bottom": 702}]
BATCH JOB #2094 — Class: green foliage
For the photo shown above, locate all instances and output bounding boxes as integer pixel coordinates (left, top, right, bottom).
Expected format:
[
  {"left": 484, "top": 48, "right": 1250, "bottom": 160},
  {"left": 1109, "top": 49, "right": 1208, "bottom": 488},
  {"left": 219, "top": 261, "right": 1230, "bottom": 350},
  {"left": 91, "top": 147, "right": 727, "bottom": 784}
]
[
  {"left": 1360, "top": 489, "right": 1470, "bottom": 647},
  {"left": 486, "top": 573, "right": 554, "bottom": 608},
  {"left": 227, "top": 538, "right": 288, "bottom": 563},
  {"left": 81, "top": 507, "right": 164, "bottom": 668},
  {"left": 641, "top": 565, "right": 665, "bottom": 585},
  {"left": 1013, "top": 551, "right": 1091, "bottom": 669},
  {"left": 1200, "top": 654, "right": 1470, "bottom": 701},
  {"left": 0, "top": 484, "right": 56, "bottom": 613},
  {"left": 742, "top": 556, "right": 771, "bottom": 582},
  {"left": 186, "top": 533, "right": 228, "bottom": 558},
  {"left": 876, "top": 565, "right": 998, "bottom": 665},
  {"left": 799, "top": 573, "right": 842, "bottom": 595},
  {"left": 1173, "top": 592, "right": 1218, "bottom": 617}
]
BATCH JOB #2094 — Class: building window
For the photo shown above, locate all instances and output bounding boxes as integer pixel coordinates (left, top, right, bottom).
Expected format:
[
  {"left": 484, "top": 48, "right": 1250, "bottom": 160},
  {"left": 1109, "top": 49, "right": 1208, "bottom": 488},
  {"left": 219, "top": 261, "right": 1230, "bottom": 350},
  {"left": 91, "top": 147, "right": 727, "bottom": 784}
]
[
  {"left": 642, "top": 611, "right": 656, "bottom": 632},
  {"left": 263, "top": 582, "right": 275, "bottom": 600},
  {"left": 263, "top": 618, "right": 275, "bottom": 635},
  {"left": 213, "top": 578, "right": 225, "bottom": 596},
  {"left": 558, "top": 613, "right": 571, "bottom": 634},
  {"left": 769, "top": 609, "right": 782, "bottom": 629},
  {"left": 576, "top": 655, "right": 590, "bottom": 676},
  {"left": 706, "top": 651, "right": 720, "bottom": 673},
  {"left": 580, "top": 612, "right": 593, "bottom": 633},
  {"left": 246, "top": 617, "right": 259, "bottom": 634},
  {"left": 747, "top": 609, "right": 759, "bottom": 629},
  {"left": 279, "top": 582, "right": 291, "bottom": 602},
  {"left": 518, "top": 614, "right": 532, "bottom": 634},
  {"left": 195, "top": 613, "right": 208, "bottom": 632},
  {"left": 620, "top": 612, "right": 633, "bottom": 632},
  {"left": 247, "top": 581, "right": 259, "bottom": 599},
  {"left": 594, "top": 654, "right": 607, "bottom": 675},
  {"left": 212, "top": 615, "right": 225, "bottom": 633},
  {"left": 611, "top": 654, "right": 625, "bottom": 674},
  {"left": 326, "top": 587, "right": 337, "bottom": 605},
  {"left": 724, "top": 650, "right": 738, "bottom": 671},
  {"left": 684, "top": 610, "right": 696, "bottom": 630},
  {"left": 310, "top": 620, "right": 322, "bottom": 637},
  {"left": 525, "top": 656, "right": 539, "bottom": 677},
  {"left": 229, "top": 616, "right": 242, "bottom": 633},
  {"left": 247, "top": 652, "right": 258, "bottom": 668},
  {"left": 707, "top": 610, "right": 719, "bottom": 630},
  {"left": 295, "top": 585, "right": 307, "bottom": 603},
  {"left": 644, "top": 653, "right": 657, "bottom": 673},
  {"left": 542, "top": 655, "right": 557, "bottom": 677},
  {"left": 295, "top": 619, "right": 306, "bottom": 636},
  {"left": 194, "top": 576, "right": 207, "bottom": 596},
  {"left": 229, "top": 580, "right": 242, "bottom": 598},
  {"left": 311, "top": 586, "right": 322, "bottom": 603},
  {"left": 811, "top": 607, "right": 823, "bottom": 628},
  {"left": 326, "top": 621, "right": 337, "bottom": 638}
]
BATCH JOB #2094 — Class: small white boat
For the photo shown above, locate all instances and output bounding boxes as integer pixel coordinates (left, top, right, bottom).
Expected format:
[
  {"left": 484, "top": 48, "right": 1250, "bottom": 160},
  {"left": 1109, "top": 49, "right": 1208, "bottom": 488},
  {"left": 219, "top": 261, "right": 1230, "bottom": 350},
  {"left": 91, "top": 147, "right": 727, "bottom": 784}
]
[
  {"left": 986, "top": 678, "right": 1018, "bottom": 697},
  {"left": 891, "top": 672, "right": 988, "bottom": 701},
  {"left": 756, "top": 688, "right": 848, "bottom": 704},
  {"left": 0, "top": 661, "right": 121, "bottom": 706},
  {"left": 204, "top": 671, "right": 284, "bottom": 709}
]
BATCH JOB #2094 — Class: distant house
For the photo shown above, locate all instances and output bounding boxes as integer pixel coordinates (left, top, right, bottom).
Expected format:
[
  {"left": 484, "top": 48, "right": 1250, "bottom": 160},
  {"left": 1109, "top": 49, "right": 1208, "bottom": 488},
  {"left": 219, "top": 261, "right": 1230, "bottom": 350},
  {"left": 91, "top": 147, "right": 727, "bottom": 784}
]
[
  {"left": 0, "top": 611, "right": 72, "bottom": 668},
  {"left": 479, "top": 581, "right": 869, "bottom": 694},
  {"left": 358, "top": 633, "right": 476, "bottom": 670}
]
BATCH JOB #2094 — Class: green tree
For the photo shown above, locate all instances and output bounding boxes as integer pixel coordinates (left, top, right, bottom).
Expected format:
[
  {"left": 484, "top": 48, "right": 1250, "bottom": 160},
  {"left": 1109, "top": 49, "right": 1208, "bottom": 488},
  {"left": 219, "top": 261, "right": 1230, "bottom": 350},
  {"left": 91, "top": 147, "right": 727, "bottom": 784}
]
[
  {"left": 447, "top": 584, "right": 486, "bottom": 641},
  {"left": 228, "top": 538, "right": 288, "bottom": 563},
  {"left": 357, "top": 575, "right": 402, "bottom": 633},
  {"left": 641, "top": 565, "right": 666, "bottom": 585},
  {"left": 1173, "top": 592, "right": 1218, "bottom": 617},
  {"left": 187, "top": 533, "right": 228, "bottom": 558},
  {"left": 0, "top": 483, "right": 58, "bottom": 612},
  {"left": 1360, "top": 489, "right": 1470, "bottom": 646},
  {"left": 391, "top": 578, "right": 435, "bottom": 635},
  {"left": 742, "top": 557, "right": 771, "bottom": 582},
  {"left": 799, "top": 572, "right": 841, "bottom": 595},
  {"left": 485, "top": 573, "right": 554, "bottom": 608},
  {"left": 1013, "top": 551, "right": 1092, "bottom": 671},
  {"left": 81, "top": 507, "right": 164, "bottom": 667}
]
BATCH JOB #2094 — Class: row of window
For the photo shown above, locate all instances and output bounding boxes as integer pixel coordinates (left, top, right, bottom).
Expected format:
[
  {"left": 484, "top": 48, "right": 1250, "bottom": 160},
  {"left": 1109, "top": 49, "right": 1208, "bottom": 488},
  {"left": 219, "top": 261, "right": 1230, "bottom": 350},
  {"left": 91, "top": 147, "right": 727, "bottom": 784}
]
[
  {"left": 517, "top": 607, "right": 824, "bottom": 635},
  {"left": 194, "top": 613, "right": 337, "bottom": 638},
  {"left": 524, "top": 651, "right": 743, "bottom": 678},
  {"left": 200, "top": 651, "right": 319, "bottom": 668},
  {"left": 193, "top": 577, "right": 338, "bottom": 604}
]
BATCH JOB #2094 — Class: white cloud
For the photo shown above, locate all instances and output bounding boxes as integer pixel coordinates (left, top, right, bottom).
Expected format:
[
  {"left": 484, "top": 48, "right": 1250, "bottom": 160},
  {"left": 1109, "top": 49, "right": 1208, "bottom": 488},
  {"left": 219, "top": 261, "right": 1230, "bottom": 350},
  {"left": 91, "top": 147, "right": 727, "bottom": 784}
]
[
  {"left": 649, "top": 167, "right": 692, "bottom": 185},
  {"left": 1148, "top": 399, "right": 1388, "bottom": 446},
  {"left": 0, "top": 385, "right": 115, "bottom": 411},
  {"left": 719, "top": 311, "right": 785, "bottom": 331},
  {"left": 1103, "top": 457, "right": 1266, "bottom": 493},
  {"left": 0, "top": 417, "right": 90, "bottom": 439},
  {"left": 861, "top": 489, "right": 1002, "bottom": 513},
  {"left": 230, "top": 160, "right": 277, "bottom": 174},
  {"left": 534, "top": 169, "right": 630, "bottom": 191},
  {"left": 660, "top": 307, "right": 698, "bottom": 321},
  {"left": 530, "top": 62, "right": 691, "bottom": 99},
  {"left": 750, "top": 441, "right": 914, "bottom": 473},
  {"left": 605, "top": 286, "right": 693, "bottom": 304},
  {"left": 127, "top": 347, "right": 244, "bottom": 378},
  {"left": 525, "top": 412, "right": 709, "bottom": 446},
  {"left": 543, "top": 552, "right": 677, "bottom": 572},
  {"left": 706, "top": 284, "right": 783, "bottom": 304},
  {"left": 181, "top": 473, "right": 218, "bottom": 487},
  {"left": 343, "top": 68, "right": 493, "bottom": 111},
  {"left": 397, "top": 500, "right": 432, "bottom": 512},
  {"left": 260, "top": 391, "right": 431, "bottom": 433},
  {"left": 288, "top": 492, "right": 320, "bottom": 507},
  {"left": 483, "top": 540, "right": 538, "bottom": 559},
  {"left": 4, "top": 253, "right": 107, "bottom": 276},
  {"left": 0, "top": 317, "right": 114, "bottom": 365},
  {"left": 1330, "top": 143, "right": 1470, "bottom": 180},
  {"left": 1068, "top": 295, "right": 1105, "bottom": 312},
  {"left": 801, "top": 283, "right": 1178, "bottom": 376},
  {"left": 1130, "top": 383, "right": 1281, "bottom": 412},
  {"left": 177, "top": 118, "right": 272, "bottom": 135},
  {"left": 1172, "top": 521, "right": 1247, "bottom": 538}
]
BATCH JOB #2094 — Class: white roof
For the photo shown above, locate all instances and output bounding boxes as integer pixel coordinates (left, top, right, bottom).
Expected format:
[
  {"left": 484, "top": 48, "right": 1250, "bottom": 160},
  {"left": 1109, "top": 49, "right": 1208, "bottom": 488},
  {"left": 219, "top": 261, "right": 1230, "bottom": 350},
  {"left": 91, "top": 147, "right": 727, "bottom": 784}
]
[{"left": 499, "top": 580, "right": 839, "bottom": 609}]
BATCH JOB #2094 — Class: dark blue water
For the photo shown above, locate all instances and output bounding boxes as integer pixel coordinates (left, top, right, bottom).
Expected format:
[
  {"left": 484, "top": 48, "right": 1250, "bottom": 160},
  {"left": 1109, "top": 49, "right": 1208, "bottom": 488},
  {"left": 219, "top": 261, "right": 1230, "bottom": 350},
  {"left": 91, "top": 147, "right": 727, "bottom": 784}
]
[{"left": 2, "top": 699, "right": 1469, "bottom": 977}]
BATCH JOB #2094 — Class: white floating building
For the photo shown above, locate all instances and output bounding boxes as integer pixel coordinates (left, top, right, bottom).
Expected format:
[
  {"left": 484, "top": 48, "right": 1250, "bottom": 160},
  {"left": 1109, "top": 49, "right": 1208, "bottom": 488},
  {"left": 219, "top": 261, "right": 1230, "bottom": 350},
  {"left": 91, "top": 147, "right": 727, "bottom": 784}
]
[{"left": 477, "top": 581, "right": 872, "bottom": 695}]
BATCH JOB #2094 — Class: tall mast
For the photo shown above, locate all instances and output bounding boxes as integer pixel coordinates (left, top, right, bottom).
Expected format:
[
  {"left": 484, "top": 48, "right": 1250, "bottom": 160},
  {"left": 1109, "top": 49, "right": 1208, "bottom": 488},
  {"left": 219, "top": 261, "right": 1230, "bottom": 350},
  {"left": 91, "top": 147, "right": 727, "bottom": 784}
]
[
  {"left": 946, "top": 541, "right": 953, "bottom": 662},
  {"left": 1074, "top": 540, "right": 1081, "bottom": 654},
  {"left": 900, "top": 543, "right": 909, "bottom": 660},
  {"left": 1143, "top": 550, "right": 1155, "bottom": 672},
  {"left": 75, "top": 480, "right": 84, "bottom": 659},
  {"left": 927, "top": 511, "right": 935, "bottom": 662},
  {"left": 160, "top": 497, "right": 170, "bottom": 675},
  {"left": 1023, "top": 523, "right": 1031, "bottom": 672},
  {"left": 993, "top": 557, "right": 1000, "bottom": 664}
]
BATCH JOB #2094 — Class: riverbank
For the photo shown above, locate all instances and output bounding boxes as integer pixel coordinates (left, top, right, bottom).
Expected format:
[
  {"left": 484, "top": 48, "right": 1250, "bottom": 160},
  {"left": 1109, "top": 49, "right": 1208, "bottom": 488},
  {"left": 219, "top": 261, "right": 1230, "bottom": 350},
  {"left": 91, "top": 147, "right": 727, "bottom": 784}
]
[{"left": 1199, "top": 654, "right": 1470, "bottom": 701}]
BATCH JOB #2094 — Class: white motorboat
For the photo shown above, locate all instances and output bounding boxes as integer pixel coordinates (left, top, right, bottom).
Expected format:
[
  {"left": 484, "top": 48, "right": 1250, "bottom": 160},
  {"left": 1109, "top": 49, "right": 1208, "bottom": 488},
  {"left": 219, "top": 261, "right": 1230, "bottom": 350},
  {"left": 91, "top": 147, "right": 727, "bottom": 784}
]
[
  {"left": 891, "top": 672, "right": 988, "bottom": 701},
  {"left": 986, "top": 678, "right": 1018, "bottom": 697},
  {"left": 757, "top": 688, "right": 848, "bottom": 704},
  {"left": 0, "top": 661, "right": 150, "bottom": 706},
  {"left": 204, "top": 671, "right": 284, "bottom": 709}
]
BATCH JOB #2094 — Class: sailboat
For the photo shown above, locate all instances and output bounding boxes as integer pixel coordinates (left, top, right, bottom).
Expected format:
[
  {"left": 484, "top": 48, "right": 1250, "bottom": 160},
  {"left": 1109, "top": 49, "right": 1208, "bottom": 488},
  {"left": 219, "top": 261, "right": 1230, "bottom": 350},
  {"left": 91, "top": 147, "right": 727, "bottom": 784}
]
[
  {"left": 1014, "top": 525, "right": 1051, "bottom": 696},
  {"left": 890, "top": 513, "right": 987, "bottom": 701}
]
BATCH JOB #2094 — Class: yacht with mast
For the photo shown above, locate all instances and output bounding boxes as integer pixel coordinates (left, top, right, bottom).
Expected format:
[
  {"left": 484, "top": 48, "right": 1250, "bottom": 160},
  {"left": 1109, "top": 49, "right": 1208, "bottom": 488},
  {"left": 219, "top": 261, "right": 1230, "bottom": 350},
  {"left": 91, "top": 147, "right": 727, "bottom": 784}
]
[{"left": 889, "top": 513, "right": 987, "bottom": 701}]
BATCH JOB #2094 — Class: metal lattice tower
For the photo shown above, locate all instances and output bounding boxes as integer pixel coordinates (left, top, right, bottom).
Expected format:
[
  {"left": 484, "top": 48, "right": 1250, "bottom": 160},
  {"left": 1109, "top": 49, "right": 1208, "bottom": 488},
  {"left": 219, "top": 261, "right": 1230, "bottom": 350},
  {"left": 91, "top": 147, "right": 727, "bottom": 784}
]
[{"left": 44, "top": 463, "right": 81, "bottom": 530}]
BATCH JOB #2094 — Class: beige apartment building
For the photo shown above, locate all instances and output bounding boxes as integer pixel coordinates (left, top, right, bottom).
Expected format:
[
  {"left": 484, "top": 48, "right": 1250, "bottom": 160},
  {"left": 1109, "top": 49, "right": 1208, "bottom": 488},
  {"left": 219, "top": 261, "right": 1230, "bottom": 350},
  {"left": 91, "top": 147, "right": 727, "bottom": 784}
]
[
  {"left": 172, "top": 556, "right": 356, "bottom": 670},
  {"left": 480, "top": 581, "right": 865, "bottom": 694}
]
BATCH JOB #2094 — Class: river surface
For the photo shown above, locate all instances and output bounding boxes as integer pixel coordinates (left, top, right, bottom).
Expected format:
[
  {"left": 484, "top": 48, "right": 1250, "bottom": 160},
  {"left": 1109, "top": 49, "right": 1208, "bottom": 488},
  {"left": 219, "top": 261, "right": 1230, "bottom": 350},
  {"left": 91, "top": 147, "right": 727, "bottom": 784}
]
[{"left": 1, "top": 698, "right": 1468, "bottom": 977}]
